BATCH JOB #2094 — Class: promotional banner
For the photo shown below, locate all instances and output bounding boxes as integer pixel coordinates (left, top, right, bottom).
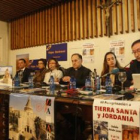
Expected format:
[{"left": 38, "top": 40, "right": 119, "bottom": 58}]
[
  {"left": 82, "top": 43, "right": 94, "bottom": 63},
  {"left": 93, "top": 99, "right": 140, "bottom": 140},
  {"left": 9, "top": 93, "right": 55, "bottom": 140},
  {"left": 110, "top": 40, "right": 125, "bottom": 63},
  {"left": 28, "top": 59, "right": 39, "bottom": 71},
  {"left": 46, "top": 43, "right": 67, "bottom": 61}
]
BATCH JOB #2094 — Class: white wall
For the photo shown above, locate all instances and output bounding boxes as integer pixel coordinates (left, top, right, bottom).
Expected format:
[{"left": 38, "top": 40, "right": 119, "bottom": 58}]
[
  {"left": 0, "top": 21, "right": 9, "bottom": 65},
  {"left": 8, "top": 32, "right": 140, "bottom": 76}
]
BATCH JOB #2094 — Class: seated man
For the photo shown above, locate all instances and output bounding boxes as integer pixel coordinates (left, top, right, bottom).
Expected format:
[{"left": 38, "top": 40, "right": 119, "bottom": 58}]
[
  {"left": 60, "top": 53, "right": 91, "bottom": 88},
  {"left": 15, "top": 58, "right": 32, "bottom": 83},
  {"left": 127, "top": 39, "right": 140, "bottom": 85}
]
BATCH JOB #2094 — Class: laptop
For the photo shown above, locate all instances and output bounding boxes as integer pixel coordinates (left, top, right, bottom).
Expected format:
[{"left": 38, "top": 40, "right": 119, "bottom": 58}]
[{"left": 132, "top": 74, "right": 140, "bottom": 91}]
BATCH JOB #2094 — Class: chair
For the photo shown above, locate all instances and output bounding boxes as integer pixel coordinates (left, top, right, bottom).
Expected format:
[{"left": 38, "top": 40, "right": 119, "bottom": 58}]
[{"left": 59, "top": 66, "right": 66, "bottom": 75}]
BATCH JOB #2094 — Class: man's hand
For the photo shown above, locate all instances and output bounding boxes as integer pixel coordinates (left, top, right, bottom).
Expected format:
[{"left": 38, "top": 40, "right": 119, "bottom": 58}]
[{"left": 62, "top": 76, "right": 71, "bottom": 82}]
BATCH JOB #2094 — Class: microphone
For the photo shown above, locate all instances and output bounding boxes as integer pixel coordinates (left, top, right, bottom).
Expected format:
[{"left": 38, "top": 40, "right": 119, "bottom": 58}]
[{"left": 101, "top": 68, "right": 119, "bottom": 78}]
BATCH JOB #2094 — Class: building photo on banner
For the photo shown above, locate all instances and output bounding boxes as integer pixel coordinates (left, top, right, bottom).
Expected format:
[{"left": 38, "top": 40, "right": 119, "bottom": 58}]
[
  {"left": 93, "top": 99, "right": 140, "bottom": 140},
  {"left": 9, "top": 93, "right": 55, "bottom": 140}
]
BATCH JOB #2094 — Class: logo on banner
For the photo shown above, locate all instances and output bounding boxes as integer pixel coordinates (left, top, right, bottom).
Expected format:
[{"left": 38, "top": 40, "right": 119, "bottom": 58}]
[{"left": 46, "top": 43, "right": 67, "bottom": 61}]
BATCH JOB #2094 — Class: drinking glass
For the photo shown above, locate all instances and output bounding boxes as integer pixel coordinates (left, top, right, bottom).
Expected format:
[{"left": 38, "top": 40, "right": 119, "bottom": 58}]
[{"left": 118, "top": 72, "right": 127, "bottom": 92}]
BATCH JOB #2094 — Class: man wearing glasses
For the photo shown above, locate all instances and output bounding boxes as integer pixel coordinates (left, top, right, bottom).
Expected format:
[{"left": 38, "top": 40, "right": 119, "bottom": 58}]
[{"left": 127, "top": 39, "right": 140, "bottom": 85}]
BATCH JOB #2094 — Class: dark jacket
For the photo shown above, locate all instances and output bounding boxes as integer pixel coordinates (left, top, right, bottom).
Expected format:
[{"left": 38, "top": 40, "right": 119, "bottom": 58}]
[
  {"left": 15, "top": 68, "right": 32, "bottom": 83},
  {"left": 60, "top": 65, "right": 91, "bottom": 88},
  {"left": 33, "top": 68, "right": 48, "bottom": 86},
  {"left": 127, "top": 59, "right": 140, "bottom": 85}
]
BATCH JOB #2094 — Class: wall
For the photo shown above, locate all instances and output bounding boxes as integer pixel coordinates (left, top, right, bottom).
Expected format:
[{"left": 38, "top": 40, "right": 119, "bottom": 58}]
[
  {"left": 10, "top": 0, "right": 140, "bottom": 49},
  {"left": 9, "top": 31, "right": 140, "bottom": 76},
  {"left": 0, "top": 21, "right": 9, "bottom": 65}
]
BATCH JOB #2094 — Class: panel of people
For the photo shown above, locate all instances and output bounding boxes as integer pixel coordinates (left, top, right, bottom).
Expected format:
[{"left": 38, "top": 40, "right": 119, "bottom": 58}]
[{"left": 14, "top": 39, "right": 140, "bottom": 89}]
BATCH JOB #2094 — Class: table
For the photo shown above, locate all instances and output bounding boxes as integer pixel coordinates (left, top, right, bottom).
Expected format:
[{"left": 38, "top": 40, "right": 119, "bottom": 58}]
[{"left": 0, "top": 87, "right": 137, "bottom": 140}]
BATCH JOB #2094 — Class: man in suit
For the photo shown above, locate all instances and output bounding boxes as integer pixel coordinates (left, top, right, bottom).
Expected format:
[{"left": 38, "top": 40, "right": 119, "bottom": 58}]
[
  {"left": 15, "top": 59, "right": 32, "bottom": 83},
  {"left": 127, "top": 39, "right": 140, "bottom": 84},
  {"left": 60, "top": 53, "right": 91, "bottom": 88}
]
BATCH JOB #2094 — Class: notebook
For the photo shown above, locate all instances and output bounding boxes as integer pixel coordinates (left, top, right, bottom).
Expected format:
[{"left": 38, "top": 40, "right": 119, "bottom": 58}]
[{"left": 132, "top": 74, "right": 140, "bottom": 91}]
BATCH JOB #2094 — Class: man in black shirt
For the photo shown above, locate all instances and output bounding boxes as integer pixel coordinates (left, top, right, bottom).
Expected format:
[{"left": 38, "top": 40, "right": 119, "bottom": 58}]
[
  {"left": 127, "top": 39, "right": 140, "bottom": 85},
  {"left": 60, "top": 53, "right": 91, "bottom": 88}
]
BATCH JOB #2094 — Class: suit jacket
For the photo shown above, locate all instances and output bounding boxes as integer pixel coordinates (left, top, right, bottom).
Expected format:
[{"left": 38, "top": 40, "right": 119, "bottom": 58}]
[
  {"left": 60, "top": 65, "right": 91, "bottom": 88},
  {"left": 127, "top": 59, "right": 140, "bottom": 83},
  {"left": 15, "top": 68, "right": 32, "bottom": 83}
]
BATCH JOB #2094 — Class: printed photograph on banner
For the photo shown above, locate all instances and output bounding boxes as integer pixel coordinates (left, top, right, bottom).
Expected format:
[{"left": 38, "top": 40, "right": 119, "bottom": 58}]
[
  {"left": 110, "top": 40, "right": 125, "bottom": 63},
  {"left": 16, "top": 54, "right": 29, "bottom": 71},
  {"left": 0, "top": 66, "right": 13, "bottom": 87},
  {"left": 93, "top": 121, "right": 108, "bottom": 140},
  {"left": 46, "top": 43, "right": 67, "bottom": 61},
  {"left": 82, "top": 43, "right": 94, "bottom": 63},
  {"left": 122, "top": 125, "right": 139, "bottom": 140},
  {"left": 9, "top": 94, "right": 55, "bottom": 140},
  {"left": 93, "top": 100, "right": 140, "bottom": 140}
]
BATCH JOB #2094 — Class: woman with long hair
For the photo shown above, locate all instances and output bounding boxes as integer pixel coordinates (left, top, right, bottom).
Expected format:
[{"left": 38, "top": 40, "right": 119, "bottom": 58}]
[
  {"left": 101, "top": 52, "right": 123, "bottom": 86},
  {"left": 44, "top": 58, "right": 63, "bottom": 84}
]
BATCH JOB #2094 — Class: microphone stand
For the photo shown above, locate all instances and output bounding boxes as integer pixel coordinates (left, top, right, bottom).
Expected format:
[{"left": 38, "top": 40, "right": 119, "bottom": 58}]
[{"left": 123, "top": 60, "right": 133, "bottom": 69}]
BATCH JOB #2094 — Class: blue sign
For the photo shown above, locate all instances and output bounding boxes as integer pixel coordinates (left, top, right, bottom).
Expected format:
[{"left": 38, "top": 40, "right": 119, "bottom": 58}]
[
  {"left": 28, "top": 59, "right": 39, "bottom": 70},
  {"left": 46, "top": 43, "right": 67, "bottom": 61}
]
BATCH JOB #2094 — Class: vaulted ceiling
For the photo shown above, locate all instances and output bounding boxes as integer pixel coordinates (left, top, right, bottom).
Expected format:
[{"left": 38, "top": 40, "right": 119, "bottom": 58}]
[{"left": 0, "top": 0, "right": 67, "bottom": 22}]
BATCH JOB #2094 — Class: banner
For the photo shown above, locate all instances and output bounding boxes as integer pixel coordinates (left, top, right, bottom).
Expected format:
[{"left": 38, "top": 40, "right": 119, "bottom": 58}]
[
  {"left": 9, "top": 93, "right": 55, "bottom": 140},
  {"left": 82, "top": 43, "right": 94, "bottom": 63},
  {"left": 110, "top": 40, "right": 125, "bottom": 63},
  {"left": 28, "top": 59, "right": 39, "bottom": 71},
  {"left": 93, "top": 99, "right": 140, "bottom": 140},
  {"left": 46, "top": 43, "right": 67, "bottom": 61}
]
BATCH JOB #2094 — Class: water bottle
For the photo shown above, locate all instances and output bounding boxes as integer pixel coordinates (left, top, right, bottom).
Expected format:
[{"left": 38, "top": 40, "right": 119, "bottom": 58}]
[
  {"left": 70, "top": 76, "right": 76, "bottom": 89},
  {"left": 105, "top": 76, "right": 112, "bottom": 94},
  {"left": 50, "top": 75, "right": 55, "bottom": 94},
  {"left": 14, "top": 76, "right": 20, "bottom": 87},
  {"left": 96, "top": 75, "right": 100, "bottom": 94},
  {"left": 28, "top": 72, "right": 34, "bottom": 88},
  {"left": 85, "top": 76, "right": 92, "bottom": 91}
]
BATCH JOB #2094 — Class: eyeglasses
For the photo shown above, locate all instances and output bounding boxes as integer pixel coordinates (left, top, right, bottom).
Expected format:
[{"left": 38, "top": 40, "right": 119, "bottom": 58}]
[{"left": 132, "top": 48, "right": 140, "bottom": 54}]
